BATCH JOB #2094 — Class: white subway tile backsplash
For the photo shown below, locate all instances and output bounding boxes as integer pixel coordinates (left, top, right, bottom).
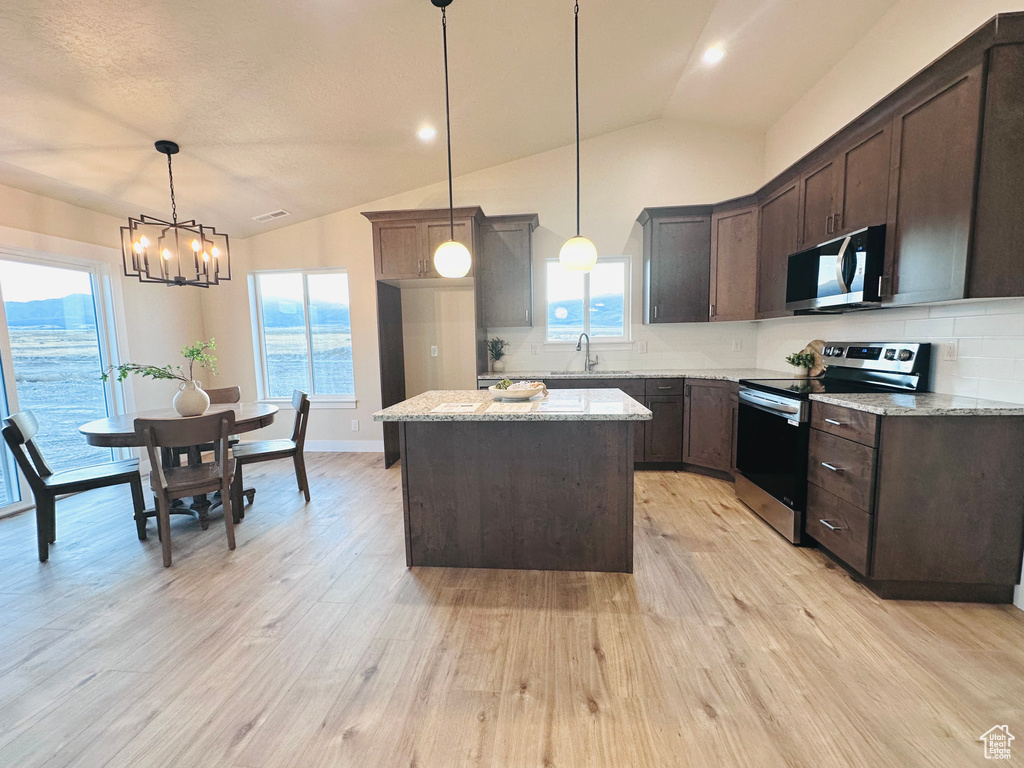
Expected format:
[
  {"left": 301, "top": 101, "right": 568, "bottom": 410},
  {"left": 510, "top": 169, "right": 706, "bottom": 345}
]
[{"left": 903, "top": 318, "right": 955, "bottom": 338}]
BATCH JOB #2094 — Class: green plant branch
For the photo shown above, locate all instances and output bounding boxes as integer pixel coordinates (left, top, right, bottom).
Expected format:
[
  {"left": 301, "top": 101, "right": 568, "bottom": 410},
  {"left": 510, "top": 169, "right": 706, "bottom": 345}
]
[{"left": 102, "top": 338, "right": 218, "bottom": 385}]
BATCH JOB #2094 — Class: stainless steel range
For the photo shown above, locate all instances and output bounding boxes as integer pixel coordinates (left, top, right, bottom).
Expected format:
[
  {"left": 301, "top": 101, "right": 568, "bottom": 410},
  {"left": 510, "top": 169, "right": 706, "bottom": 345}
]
[{"left": 734, "top": 342, "right": 931, "bottom": 543}]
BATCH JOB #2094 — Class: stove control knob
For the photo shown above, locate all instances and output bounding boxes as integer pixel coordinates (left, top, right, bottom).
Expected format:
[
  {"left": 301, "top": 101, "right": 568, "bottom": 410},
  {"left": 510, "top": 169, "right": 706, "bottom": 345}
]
[
  {"left": 823, "top": 346, "right": 833, "bottom": 356},
  {"left": 832, "top": 346, "right": 845, "bottom": 357},
  {"left": 884, "top": 349, "right": 896, "bottom": 360},
  {"left": 898, "top": 349, "right": 914, "bottom": 362}
]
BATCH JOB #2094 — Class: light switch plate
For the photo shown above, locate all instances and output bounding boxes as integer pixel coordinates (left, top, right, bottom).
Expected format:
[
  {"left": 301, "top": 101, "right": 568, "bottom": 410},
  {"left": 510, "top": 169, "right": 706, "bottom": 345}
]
[
  {"left": 942, "top": 340, "right": 958, "bottom": 361},
  {"left": 637, "top": 341, "right": 648, "bottom": 354},
  {"left": 430, "top": 345, "right": 438, "bottom": 357},
  {"left": 351, "top": 419, "right": 359, "bottom": 432},
  {"left": 732, "top": 339, "right": 743, "bottom": 352}
]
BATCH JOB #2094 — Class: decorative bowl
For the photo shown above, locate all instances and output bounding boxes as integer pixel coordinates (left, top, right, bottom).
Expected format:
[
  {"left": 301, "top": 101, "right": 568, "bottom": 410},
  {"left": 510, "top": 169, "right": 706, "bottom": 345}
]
[{"left": 488, "top": 383, "right": 547, "bottom": 401}]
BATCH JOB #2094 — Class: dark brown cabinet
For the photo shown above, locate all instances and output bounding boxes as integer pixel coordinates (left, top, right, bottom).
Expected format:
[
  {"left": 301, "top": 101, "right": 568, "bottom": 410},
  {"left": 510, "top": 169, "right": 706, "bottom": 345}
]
[
  {"left": 884, "top": 66, "right": 984, "bottom": 304},
  {"left": 644, "top": 396, "right": 684, "bottom": 463},
  {"left": 639, "top": 207, "right": 712, "bottom": 324},
  {"left": 836, "top": 125, "right": 892, "bottom": 236},
  {"left": 364, "top": 207, "right": 484, "bottom": 281},
  {"left": 710, "top": 203, "right": 758, "bottom": 322},
  {"left": 682, "top": 380, "right": 735, "bottom": 472},
  {"left": 477, "top": 214, "right": 538, "bottom": 328},
  {"left": 805, "top": 403, "right": 1024, "bottom": 603},
  {"left": 799, "top": 158, "right": 841, "bottom": 247},
  {"left": 756, "top": 182, "right": 799, "bottom": 319}
]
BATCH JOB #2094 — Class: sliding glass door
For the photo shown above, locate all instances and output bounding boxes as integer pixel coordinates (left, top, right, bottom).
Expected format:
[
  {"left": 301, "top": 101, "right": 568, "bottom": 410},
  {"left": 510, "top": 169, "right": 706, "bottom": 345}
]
[{"left": 0, "top": 256, "right": 119, "bottom": 511}]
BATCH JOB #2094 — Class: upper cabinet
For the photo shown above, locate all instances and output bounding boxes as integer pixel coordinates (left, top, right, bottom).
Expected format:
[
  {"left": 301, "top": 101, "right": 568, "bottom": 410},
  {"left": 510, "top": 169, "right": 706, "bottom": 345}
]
[
  {"left": 363, "top": 207, "right": 485, "bottom": 281},
  {"left": 639, "top": 206, "right": 712, "bottom": 324},
  {"left": 883, "top": 65, "right": 984, "bottom": 304},
  {"left": 477, "top": 214, "right": 539, "bottom": 328},
  {"left": 757, "top": 181, "right": 799, "bottom": 319},
  {"left": 710, "top": 201, "right": 758, "bottom": 322}
]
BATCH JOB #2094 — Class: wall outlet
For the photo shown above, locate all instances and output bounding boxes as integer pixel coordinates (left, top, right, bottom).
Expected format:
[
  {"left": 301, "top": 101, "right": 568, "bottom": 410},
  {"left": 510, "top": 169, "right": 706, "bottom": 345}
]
[
  {"left": 531, "top": 343, "right": 538, "bottom": 355},
  {"left": 637, "top": 341, "right": 648, "bottom": 354},
  {"left": 942, "top": 340, "right": 959, "bottom": 362},
  {"left": 351, "top": 419, "right": 359, "bottom": 432},
  {"left": 732, "top": 339, "right": 743, "bottom": 352},
  {"left": 430, "top": 345, "right": 438, "bottom": 357}
]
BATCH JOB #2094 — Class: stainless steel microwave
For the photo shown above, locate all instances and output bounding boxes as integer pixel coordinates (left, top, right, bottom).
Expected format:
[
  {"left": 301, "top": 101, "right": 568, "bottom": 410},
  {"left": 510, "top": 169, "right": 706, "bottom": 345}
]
[{"left": 785, "top": 225, "right": 886, "bottom": 313}]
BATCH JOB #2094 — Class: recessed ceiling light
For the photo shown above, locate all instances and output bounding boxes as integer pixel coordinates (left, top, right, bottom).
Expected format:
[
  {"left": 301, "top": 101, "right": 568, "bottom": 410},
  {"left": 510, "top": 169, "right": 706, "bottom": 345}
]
[
  {"left": 418, "top": 126, "right": 437, "bottom": 141},
  {"left": 702, "top": 45, "right": 726, "bottom": 65}
]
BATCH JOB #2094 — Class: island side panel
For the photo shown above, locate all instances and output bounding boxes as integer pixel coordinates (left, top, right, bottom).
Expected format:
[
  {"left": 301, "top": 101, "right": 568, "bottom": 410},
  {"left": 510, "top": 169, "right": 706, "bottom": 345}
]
[{"left": 402, "top": 420, "right": 634, "bottom": 573}]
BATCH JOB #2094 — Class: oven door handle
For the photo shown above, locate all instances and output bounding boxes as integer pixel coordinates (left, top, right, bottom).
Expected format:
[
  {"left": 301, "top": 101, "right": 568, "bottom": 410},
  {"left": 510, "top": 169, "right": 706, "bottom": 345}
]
[{"left": 738, "top": 389, "right": 803, "bottom": 420}]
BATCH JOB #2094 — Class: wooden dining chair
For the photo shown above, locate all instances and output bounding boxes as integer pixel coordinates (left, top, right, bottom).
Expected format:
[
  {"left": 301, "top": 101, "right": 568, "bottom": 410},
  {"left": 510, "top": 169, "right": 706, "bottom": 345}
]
[
  {"left": 136, "top": 410, "right": 236, "bottom": 567},
  {"left": 2, "top": 410, "right": 145, "bottom": 562},
  {"left": 231, "top": 390, "right": 310, "bottom": 519}
]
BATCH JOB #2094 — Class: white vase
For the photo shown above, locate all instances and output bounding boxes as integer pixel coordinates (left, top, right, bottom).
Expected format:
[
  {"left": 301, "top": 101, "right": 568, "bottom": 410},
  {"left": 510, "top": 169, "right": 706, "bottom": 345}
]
[
  {"left": 173, "top": 380, "right": 210, "bottom": 417},
  {"left": 492, "top": 360, "right": 506, "bottom": 373},
  {"left": 793, "top": 368, "right": 809, "bottom": 379}
]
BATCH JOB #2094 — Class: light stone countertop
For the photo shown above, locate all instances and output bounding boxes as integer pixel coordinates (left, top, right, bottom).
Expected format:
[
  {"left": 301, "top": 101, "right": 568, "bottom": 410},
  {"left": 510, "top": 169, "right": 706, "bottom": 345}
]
[
  {"left": 809, "top": 392, "right": 1024, "bottom": 416},
  {"left": 373, "top": 388, "right": 652, "bottom": 422},
  {"left": 477, "top": 368, "right": 793, "bottom": 382}
]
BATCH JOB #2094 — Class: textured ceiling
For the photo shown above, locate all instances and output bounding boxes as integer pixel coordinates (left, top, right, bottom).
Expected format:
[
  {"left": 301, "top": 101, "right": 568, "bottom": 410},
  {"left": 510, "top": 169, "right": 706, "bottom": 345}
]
[{"left": 0, "top": 0, "right": 898, "bottom": 238}]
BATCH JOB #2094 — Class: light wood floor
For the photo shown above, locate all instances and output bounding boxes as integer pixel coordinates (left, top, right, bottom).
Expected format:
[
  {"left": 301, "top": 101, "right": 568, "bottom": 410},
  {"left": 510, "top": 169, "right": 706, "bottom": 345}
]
[{"left": 0, "top": 453, "right": 1022, "bottom": 767}]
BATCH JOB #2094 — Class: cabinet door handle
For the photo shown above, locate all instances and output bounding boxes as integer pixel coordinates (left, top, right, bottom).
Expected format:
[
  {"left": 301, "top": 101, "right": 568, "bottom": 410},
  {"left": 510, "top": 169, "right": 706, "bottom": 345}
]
[
  {"left": 658, "top": 386, "right": 672, "bottom": 390},
  {"left": 826, "top": 214, "right": 833, "bottom": 234},
  {"left": 709, "top": 303, "right": 716, "bottom": 318},
  {"left": 824, "top": 418, "right": 843, "bottom": 426},
  {"left": 819, "top": 519, "right": 843, "bottom": 532},
  {"left": 821, "top": 462, "right": 843, "bottom": 473},
  {"left": 653, "top": 305, "right": 658, "bottom": 320}
]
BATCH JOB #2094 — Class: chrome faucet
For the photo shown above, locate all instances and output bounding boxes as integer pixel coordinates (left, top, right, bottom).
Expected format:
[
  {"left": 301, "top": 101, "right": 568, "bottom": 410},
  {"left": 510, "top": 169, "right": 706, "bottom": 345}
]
[{"left": 575, "top": 332, "right": 599, "bottom": 372}]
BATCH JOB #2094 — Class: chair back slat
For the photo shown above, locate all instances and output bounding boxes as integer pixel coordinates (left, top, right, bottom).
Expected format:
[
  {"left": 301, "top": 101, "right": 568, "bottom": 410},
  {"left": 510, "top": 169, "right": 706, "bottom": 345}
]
[
  {"left": 206, "top": 386, "right": 241, "bottom": 405},
  {"left": 3, "top": 411, "right": 53, "bottom": 480},
  {"left": 2, "top": 424, "right": 45, "bottom": 490},
  {"left": 290, "top": 390, "right": 311, "bottom": 448}
]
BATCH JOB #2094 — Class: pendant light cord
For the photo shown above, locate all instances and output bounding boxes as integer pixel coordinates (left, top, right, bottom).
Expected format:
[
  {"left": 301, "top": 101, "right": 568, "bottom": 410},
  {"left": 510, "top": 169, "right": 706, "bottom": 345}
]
[
  {"left": 442, "top": 6, "right": 454, "bottom": 240},
  {"left": 166, "top": 153, "right": 177, "bottom": 224},
  {"left": 574, "top": 1, "right": 581, "bottom": 237}
]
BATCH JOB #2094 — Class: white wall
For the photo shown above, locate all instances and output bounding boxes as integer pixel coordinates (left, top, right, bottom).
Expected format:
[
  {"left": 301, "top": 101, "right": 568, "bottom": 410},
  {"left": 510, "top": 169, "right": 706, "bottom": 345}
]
[
  {"left": 401, "top": 284, "right": 477, "bottom": 396},
  {"left": 218, "top": 117, "right": 766, "bottom": 447}
]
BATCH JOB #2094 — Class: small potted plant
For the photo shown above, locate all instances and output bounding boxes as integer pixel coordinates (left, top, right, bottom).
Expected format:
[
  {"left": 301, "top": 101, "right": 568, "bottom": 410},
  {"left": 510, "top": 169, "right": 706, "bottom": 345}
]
[
  {"left": 487, "top": 337, "right": 510, "bottom": 373},
  {"left": 103, "top": 339, "right": 218, "bottom": 416},
  {"left": 785, "top": 350, "right": 816, "bottom": 378}
]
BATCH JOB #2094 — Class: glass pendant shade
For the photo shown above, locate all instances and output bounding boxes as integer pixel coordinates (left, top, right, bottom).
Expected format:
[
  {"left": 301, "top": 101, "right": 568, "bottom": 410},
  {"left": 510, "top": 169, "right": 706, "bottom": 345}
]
[
  {"left": 434, "top": 239, "right": 472, "bottom": 278},
  {"left": 559, "top": 235, "right": 598, "bottom": 272}
]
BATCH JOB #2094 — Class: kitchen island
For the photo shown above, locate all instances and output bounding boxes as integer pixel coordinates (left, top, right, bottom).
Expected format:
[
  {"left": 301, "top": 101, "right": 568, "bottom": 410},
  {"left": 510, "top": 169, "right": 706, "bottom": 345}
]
[{"left": 374, "top": 388, "right": 651, "bottom": 573}]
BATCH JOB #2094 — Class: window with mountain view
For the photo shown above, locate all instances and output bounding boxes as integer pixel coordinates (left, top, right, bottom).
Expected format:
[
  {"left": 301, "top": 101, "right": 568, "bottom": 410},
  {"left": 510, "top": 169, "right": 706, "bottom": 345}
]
[
  {"left": 0, "top": 259, "right": 113, "bottom": 486},
  {"left": 546, "top": 257, "right": 629, "bottom": 343},
  {"left": 253, "top": 270, "right": 355, "bottom": 399}
]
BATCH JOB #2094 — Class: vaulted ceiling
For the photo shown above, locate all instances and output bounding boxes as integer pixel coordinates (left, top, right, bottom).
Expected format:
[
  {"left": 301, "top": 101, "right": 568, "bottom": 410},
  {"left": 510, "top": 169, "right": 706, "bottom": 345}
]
[{"left": 0, "top": 0, "right": 898, "bottom": 237}]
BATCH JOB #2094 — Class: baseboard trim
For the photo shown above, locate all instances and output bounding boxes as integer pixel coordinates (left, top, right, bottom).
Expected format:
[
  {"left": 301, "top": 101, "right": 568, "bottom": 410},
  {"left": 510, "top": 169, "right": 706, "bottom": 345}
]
[{"left": 305, "top": 440, "right": 385, "bottom": 453}]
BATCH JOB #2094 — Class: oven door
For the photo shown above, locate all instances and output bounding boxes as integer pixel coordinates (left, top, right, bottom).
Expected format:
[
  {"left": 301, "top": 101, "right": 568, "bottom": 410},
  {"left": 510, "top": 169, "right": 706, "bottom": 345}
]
[{"left": 735, "top": 388, "right": 810, "bottom": 543}]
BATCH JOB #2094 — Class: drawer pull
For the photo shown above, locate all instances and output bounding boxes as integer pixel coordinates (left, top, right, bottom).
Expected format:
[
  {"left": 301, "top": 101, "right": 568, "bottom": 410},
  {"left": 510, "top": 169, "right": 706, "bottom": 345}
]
[
  {"left": 819, "top": 519, "right": 843, "bottom": 532},
  {"left": 821, "top": 462, "right": 843, "bottom": 473},
  {"left": 658, "top": 386, "right": 672, "bottom": 390},
  {"left": 824, "top": 418, "right": 843, "bottom": 426}
]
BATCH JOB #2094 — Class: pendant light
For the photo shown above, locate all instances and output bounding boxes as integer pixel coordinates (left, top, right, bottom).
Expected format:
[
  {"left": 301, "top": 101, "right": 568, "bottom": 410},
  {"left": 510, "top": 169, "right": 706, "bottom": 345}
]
[
  {"left": 431, "top": 0, "right": 472, "bottom": 279},
  {"left": 559, "top": 2, "right": 597, "bottom": 272}
]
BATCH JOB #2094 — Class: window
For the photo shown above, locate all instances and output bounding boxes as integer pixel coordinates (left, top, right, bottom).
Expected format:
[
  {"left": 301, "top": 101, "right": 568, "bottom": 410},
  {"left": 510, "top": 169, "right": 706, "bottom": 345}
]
[
  {"left": 252, "top": 270, "right": 355, "bottom": 400},
  {"left": 0, "top": 255, "right": 121, "bottom": 509},
  {"left": 546, "top": 257, "right": 629, "bottom": 343}
]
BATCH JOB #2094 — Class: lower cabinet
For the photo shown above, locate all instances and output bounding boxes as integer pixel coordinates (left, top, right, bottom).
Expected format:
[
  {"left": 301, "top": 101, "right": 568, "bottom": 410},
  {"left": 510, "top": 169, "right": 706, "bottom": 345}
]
[
  {"left": 643, "top": 396, "right": 684, "bottom": 463},
  {"left": 682, "top": 380, "right": 736, "bottom": 472},
  {"left": 805, "top": 403, "right": 1024, "bottom": 602}
]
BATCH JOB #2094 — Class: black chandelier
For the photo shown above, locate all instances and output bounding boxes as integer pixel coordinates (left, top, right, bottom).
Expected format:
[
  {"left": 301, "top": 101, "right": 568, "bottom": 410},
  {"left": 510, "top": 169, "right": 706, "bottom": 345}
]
[{"left": 120, "top": 141, "right": 231, "bottom": 287}]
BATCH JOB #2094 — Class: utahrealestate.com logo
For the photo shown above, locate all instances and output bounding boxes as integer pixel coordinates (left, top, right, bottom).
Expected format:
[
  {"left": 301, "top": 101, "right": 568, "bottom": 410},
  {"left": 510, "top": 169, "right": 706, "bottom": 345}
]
[{"left": 979, "top": 726, "right": 1014, "bottom": 760}]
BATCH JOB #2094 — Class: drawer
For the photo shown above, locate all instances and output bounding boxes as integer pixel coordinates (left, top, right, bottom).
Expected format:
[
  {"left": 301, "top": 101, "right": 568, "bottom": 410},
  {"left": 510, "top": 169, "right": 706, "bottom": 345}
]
[
  {"left": 805, "top": 483, "right": 873, "bottom": 575},
  {"left": 811, "top": 402, "right": 879, "bottom": 447},
  {"left": 645, "top": 378, "right": 685, "bottom": 396},
  {"left": 544, "top": 378, "right": 645, "bottom": 400},
  {"left": 808, "top": 429, "right": 877, "bottom": 511}
]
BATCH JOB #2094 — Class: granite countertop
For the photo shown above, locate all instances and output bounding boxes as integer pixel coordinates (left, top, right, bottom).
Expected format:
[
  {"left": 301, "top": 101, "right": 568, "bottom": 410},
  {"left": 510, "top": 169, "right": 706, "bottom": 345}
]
[
  {"left": 809, "top": 392, "right": 1024, "bottom": 416},
  {"left": 373, "top": 388, "right": 652, "bottom": 422},
  {"left": 477, "top": 368, "right": 793, "bottom": 383}
]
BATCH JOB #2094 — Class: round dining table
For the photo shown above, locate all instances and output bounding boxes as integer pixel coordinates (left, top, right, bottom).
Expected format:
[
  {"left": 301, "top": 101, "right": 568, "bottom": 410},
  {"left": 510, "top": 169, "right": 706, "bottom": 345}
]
[{"left": 80, "top": 402, "right": 278, "bottom": 529}]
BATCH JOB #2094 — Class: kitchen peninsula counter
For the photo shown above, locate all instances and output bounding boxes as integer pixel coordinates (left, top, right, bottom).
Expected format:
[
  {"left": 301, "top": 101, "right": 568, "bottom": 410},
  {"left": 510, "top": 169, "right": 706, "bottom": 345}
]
[{"left": 374, "top": 389, "right": 651, "bottom": 573}]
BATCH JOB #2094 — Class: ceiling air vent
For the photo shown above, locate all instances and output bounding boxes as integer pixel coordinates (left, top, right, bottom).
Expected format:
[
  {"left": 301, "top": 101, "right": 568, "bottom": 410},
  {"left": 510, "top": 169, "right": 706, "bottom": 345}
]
[{"left": 252, "top": 209, "right": 291, "bottom": 224}]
